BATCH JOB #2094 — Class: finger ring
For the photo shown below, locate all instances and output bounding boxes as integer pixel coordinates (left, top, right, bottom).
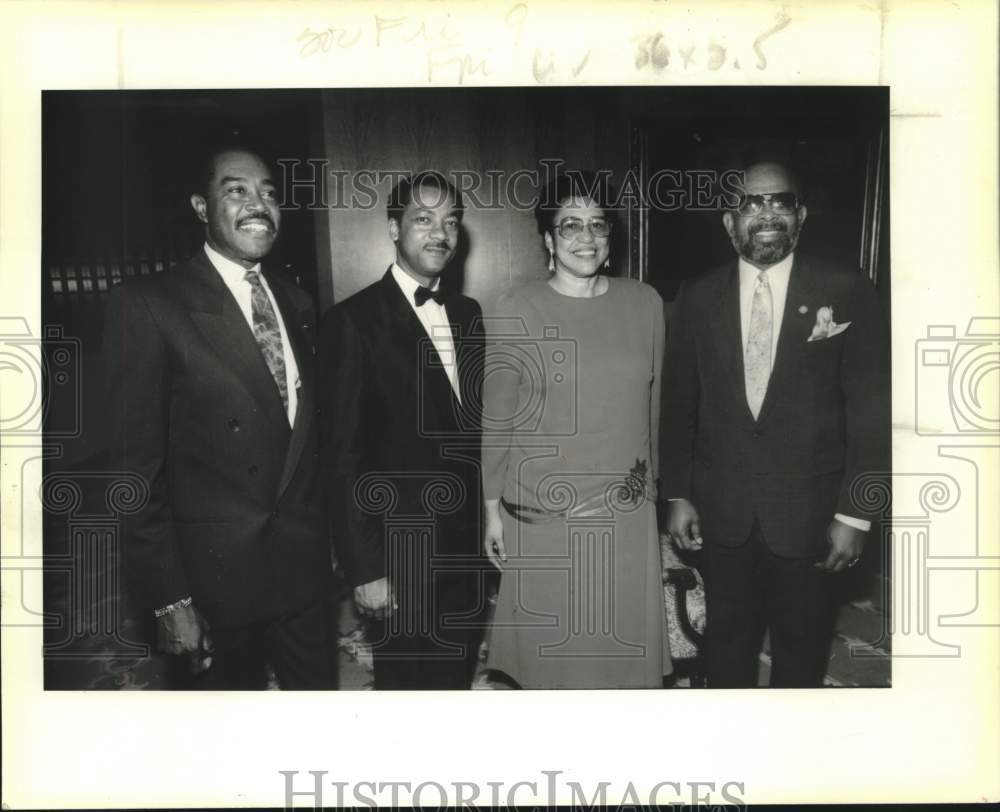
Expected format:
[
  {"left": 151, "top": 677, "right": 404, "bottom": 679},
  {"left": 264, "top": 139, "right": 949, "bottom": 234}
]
[{"left": 848, "top": 558, "right": 860, "bottom": 568}]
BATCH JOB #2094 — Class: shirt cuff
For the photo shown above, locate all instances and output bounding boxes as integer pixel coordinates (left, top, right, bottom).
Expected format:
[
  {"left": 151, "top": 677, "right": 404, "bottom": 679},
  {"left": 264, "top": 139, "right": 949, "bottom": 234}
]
[{"left": 834, "top": 513, "right": 871, "bottom": 532}]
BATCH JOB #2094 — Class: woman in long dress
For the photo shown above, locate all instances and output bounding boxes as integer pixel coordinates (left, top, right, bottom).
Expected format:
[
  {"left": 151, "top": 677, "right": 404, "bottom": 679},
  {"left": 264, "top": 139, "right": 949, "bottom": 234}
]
[{"left": 481, "top": 172, "right": 671, "bottom": 688}]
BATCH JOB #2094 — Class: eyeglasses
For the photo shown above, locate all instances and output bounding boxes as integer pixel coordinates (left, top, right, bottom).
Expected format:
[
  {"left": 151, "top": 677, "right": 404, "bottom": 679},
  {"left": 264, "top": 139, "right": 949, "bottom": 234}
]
[
  {"left": 736, "top": 192, "right": 800, "bottom": 216},
  {"left": 556, "top": 217, "right": 612, "bottom": 239}
]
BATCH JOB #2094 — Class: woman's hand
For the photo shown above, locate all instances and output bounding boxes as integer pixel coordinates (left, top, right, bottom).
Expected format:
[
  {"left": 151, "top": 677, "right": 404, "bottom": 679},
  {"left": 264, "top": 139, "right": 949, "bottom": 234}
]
[{"left": 484, "top": 499, "right": 507, "bottom": 570}]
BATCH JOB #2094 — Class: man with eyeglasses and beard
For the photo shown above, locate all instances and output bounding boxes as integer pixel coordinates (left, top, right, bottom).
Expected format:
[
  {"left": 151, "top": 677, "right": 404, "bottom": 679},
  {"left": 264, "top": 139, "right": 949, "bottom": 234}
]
[{"left": 660, "top": 161, "right": 890, "bottom": 687}]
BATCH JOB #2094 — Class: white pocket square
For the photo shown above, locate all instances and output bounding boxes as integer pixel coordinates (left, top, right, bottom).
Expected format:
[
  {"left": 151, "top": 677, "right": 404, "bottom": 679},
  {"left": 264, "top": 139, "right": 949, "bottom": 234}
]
[{"left": 807, "top": 321, "right": 852, "bottom": 342}]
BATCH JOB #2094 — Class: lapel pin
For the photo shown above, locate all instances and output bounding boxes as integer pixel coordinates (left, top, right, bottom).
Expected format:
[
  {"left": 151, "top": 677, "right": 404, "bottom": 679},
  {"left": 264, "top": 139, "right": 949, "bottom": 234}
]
[{"left": 798, "top": 305, "right": 808, "bottom": 314}]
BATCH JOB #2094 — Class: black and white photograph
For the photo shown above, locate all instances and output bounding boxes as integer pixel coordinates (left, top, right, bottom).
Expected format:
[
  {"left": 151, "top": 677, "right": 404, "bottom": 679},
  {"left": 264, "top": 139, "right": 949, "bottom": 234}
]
[
  {"left": 2, "top": 1, "right": 997, "bottom": 808},
  {"left": 41, "top": 86, "right": 891, "bottom": 692}
]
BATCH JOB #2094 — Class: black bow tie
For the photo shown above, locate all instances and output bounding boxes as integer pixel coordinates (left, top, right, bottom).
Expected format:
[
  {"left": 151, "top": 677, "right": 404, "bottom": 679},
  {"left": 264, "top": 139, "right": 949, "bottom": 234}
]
[{"left": 414, "top": 286, "right": 447, "bottom": 307}]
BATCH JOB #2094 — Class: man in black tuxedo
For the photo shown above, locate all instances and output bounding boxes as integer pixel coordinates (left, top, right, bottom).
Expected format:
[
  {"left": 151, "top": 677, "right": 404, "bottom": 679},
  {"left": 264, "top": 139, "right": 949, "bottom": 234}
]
[
  {"left": 661, "top": 162, "right": 890, "bottom": 687},
  {"left": 319, "top": 171, "right": 485, "bottom": 690},
  {"left": 104, "top": 145, "right": 335, "bottom": 689}
]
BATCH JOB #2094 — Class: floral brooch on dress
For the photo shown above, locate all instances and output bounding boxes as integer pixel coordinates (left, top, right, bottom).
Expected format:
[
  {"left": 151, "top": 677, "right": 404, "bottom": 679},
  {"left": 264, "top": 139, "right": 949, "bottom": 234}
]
[{"left": 621, "top": 459, "right": 649, "bottom": 505}]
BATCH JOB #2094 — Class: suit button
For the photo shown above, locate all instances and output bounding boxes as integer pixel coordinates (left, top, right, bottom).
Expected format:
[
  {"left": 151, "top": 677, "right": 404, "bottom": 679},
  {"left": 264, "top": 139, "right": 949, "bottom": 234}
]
[
  {"left": 228, "top": 418, "right": 241, "bottom": 432},
  {"left": 752, "top": 430, "right": 763, "bottom": 438},
  {"left": 272, "top": 511, "right": 280, "bottom": 520},
  {"left": 248, "top": 465, "right": 258, "bottom": 476}
]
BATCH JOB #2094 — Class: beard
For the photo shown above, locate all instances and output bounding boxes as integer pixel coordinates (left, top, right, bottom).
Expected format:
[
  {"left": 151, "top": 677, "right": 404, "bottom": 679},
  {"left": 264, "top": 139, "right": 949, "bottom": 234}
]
[{"left": 736, "top": 221, "right": 798, "bottom": 265}]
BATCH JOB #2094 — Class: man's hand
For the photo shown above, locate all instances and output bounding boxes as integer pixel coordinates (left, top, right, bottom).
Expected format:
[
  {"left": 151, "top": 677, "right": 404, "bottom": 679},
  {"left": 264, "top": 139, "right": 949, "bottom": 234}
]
[
  {"left": 815, "top": 517, "right": 867, "bottom": 573},
  {"left": 483, "top": 499, "right": 507, "bottom": 570},
  {"left": 354, "top": 577, "right": 396, "bottom": 620},
  {"left": 155, "top": 603, "right": 214, "bottom": 674},
  {"left": 665, "top": 498, "right": 703, "bottom": 551}
]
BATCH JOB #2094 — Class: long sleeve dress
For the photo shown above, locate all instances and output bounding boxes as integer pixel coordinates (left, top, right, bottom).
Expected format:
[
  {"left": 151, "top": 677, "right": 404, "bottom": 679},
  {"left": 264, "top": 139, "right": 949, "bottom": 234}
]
[{"left": 481, "top": 277, "right": 671, "bottom": 688}]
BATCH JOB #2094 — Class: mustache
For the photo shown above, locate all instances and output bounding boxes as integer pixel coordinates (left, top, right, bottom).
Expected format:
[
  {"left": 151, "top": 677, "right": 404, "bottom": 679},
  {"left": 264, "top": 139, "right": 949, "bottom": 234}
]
[
  {"left": 749, "top": 220, "right": 789, "bottom": 236},
  {"left": 237, "top": 213, "right": 276, "bottom": 229}
]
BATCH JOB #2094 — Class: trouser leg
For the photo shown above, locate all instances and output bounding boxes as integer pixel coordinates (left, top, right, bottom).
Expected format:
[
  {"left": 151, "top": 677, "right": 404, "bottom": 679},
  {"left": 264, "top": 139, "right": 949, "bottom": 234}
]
[
  {"left": 762, "top": 542, "right": 834, "bottom": 688},
  {"left": 702, "top": 525, "right": 766, "bottom": 688},
  {"left": 265, "top": 597, "right": 338, "bottom": 690}
]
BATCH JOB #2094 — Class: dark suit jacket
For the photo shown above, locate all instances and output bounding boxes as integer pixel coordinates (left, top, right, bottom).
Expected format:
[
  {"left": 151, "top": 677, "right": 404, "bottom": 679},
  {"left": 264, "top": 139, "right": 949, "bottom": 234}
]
[
  {"left": 318, "top": 269, "right": 484, "bottom": 610},
  {"left": 660, "top": 254, "right": 890, "bottom": 558},
  {"left": 103, "top": 249, "right": 330, "bottom": 630}
]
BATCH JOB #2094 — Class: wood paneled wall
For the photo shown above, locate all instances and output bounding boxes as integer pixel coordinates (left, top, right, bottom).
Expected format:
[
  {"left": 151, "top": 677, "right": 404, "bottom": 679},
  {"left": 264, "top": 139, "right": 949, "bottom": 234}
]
[{"left": 315, "top": 88, "right": 629, "bottom": 315}]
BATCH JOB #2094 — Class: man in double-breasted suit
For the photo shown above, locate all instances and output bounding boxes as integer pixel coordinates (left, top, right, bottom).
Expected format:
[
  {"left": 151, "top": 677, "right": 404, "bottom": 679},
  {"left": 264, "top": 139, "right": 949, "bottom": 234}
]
[
  {"left": 319, "top": 171, "right": 485, "bottom": 690},
  {"left": 104, "top": 146, "right": 335, "bottom": 689},
  {"left": 661, "top": 162, "right": 890, "bottom": 687}
]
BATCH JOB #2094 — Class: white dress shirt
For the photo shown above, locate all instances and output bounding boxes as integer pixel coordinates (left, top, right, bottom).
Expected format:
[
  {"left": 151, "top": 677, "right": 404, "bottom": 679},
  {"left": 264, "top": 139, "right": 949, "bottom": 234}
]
[
  {"left": 738, "top": 252, "right": 868, "bottom": 532},
  {"left": 204, "top": 242, "right": 300, "bottom": 426},
  {"left": 391, "top": 263, "right": 461, "bottom": 403}
]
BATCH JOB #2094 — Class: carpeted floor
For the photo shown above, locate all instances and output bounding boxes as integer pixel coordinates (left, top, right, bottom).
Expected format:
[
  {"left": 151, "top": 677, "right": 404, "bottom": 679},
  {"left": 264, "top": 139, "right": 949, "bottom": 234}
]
[{"left": 43, "top": 520, "right": 888, "bottom": 690}]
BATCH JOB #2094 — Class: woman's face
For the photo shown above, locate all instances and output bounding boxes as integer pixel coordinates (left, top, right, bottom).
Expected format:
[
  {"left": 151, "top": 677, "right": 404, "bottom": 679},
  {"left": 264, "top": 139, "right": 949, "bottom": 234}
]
[{"left": 544, "top": 196, "right": 611, "bottom": 279}]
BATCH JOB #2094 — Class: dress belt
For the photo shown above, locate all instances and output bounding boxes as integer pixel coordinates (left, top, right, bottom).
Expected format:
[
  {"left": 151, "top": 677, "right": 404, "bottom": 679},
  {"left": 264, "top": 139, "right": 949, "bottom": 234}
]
[{"left": 500, "top": 491, "right": 647, "bottom": 524}]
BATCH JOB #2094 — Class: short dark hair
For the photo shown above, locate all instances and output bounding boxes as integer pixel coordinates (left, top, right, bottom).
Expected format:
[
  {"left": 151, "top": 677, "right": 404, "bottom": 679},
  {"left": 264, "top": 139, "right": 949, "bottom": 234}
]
[
  {"left": 192, "top": 139, "right": 276, "bottom": 196},
  {"left": 387, "top": 171, "right": 464, "bottom": 222},
  {"left": 534, "top": 169, "right": 617, "bottom": 236}
]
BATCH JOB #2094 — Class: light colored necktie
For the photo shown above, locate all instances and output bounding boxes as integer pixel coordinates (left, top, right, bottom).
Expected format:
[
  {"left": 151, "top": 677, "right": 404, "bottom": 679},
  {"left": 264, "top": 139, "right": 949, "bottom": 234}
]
[
  {"left": 744, "top": 270, "right": 772, "bottom": 419},
  {"left": 245, "top": 269, "right": 288, "bottom": 410}
]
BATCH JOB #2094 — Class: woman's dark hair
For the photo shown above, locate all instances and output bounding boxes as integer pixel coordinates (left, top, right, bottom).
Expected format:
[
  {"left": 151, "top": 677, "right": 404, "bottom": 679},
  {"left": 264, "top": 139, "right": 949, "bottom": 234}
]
[
  {"left": 387, "top": 170, "right": 464, "bottom": 223},
  {"left": 533, "top": 170, "right": 618, "bottom": 236}
]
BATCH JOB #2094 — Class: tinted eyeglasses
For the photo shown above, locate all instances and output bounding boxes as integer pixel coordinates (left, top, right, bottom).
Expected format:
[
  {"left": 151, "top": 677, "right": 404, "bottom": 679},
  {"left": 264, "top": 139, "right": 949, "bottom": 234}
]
[
  {"left": 555, "top": 217, "right": 613, "bottom": 239},
  {"left": 736, "top": 192, "right": 800, "bottom": 216}
]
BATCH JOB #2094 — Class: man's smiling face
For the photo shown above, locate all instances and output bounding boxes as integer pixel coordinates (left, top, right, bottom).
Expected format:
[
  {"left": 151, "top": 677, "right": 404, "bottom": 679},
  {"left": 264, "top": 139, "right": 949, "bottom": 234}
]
[
  {"left": 389, "top": 181, "right": 461, "bottom": 285},
  {"left": 190, "top": 149, "right": 280, "bottom": 269},
  {"left": 723, "top": 162, "right": 808, "bottom": 269}
]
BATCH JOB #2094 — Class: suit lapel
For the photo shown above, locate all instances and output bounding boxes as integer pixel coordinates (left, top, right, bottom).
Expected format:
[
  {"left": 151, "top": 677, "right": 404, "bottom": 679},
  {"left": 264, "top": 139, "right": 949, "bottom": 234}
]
[
  {"left": 447, "top": 297, "right": 476, "bottom": 414},
  {"left": 268, "top": 276, "right": 315, "bottom": 499},
  {"left": 708, "top": 262, "right": 753, "bottom": 421},
  {"left": 757, "top": 254, "right": 819, "bottom": 425},
  {"left": 181, "top": 251, "right": 288, "bottom": 431},
  {"left": 381, "top": 269, "right": 458, "bottom": 416}
]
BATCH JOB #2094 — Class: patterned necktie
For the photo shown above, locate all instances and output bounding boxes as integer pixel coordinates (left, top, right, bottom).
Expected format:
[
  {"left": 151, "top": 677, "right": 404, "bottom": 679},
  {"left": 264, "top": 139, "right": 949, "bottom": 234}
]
[
  {"left": 744, "top": 270, "right": 772, "bottom": 419},
  {"left": 245, "top": 269, "right": 288, "bottom": 410}
]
